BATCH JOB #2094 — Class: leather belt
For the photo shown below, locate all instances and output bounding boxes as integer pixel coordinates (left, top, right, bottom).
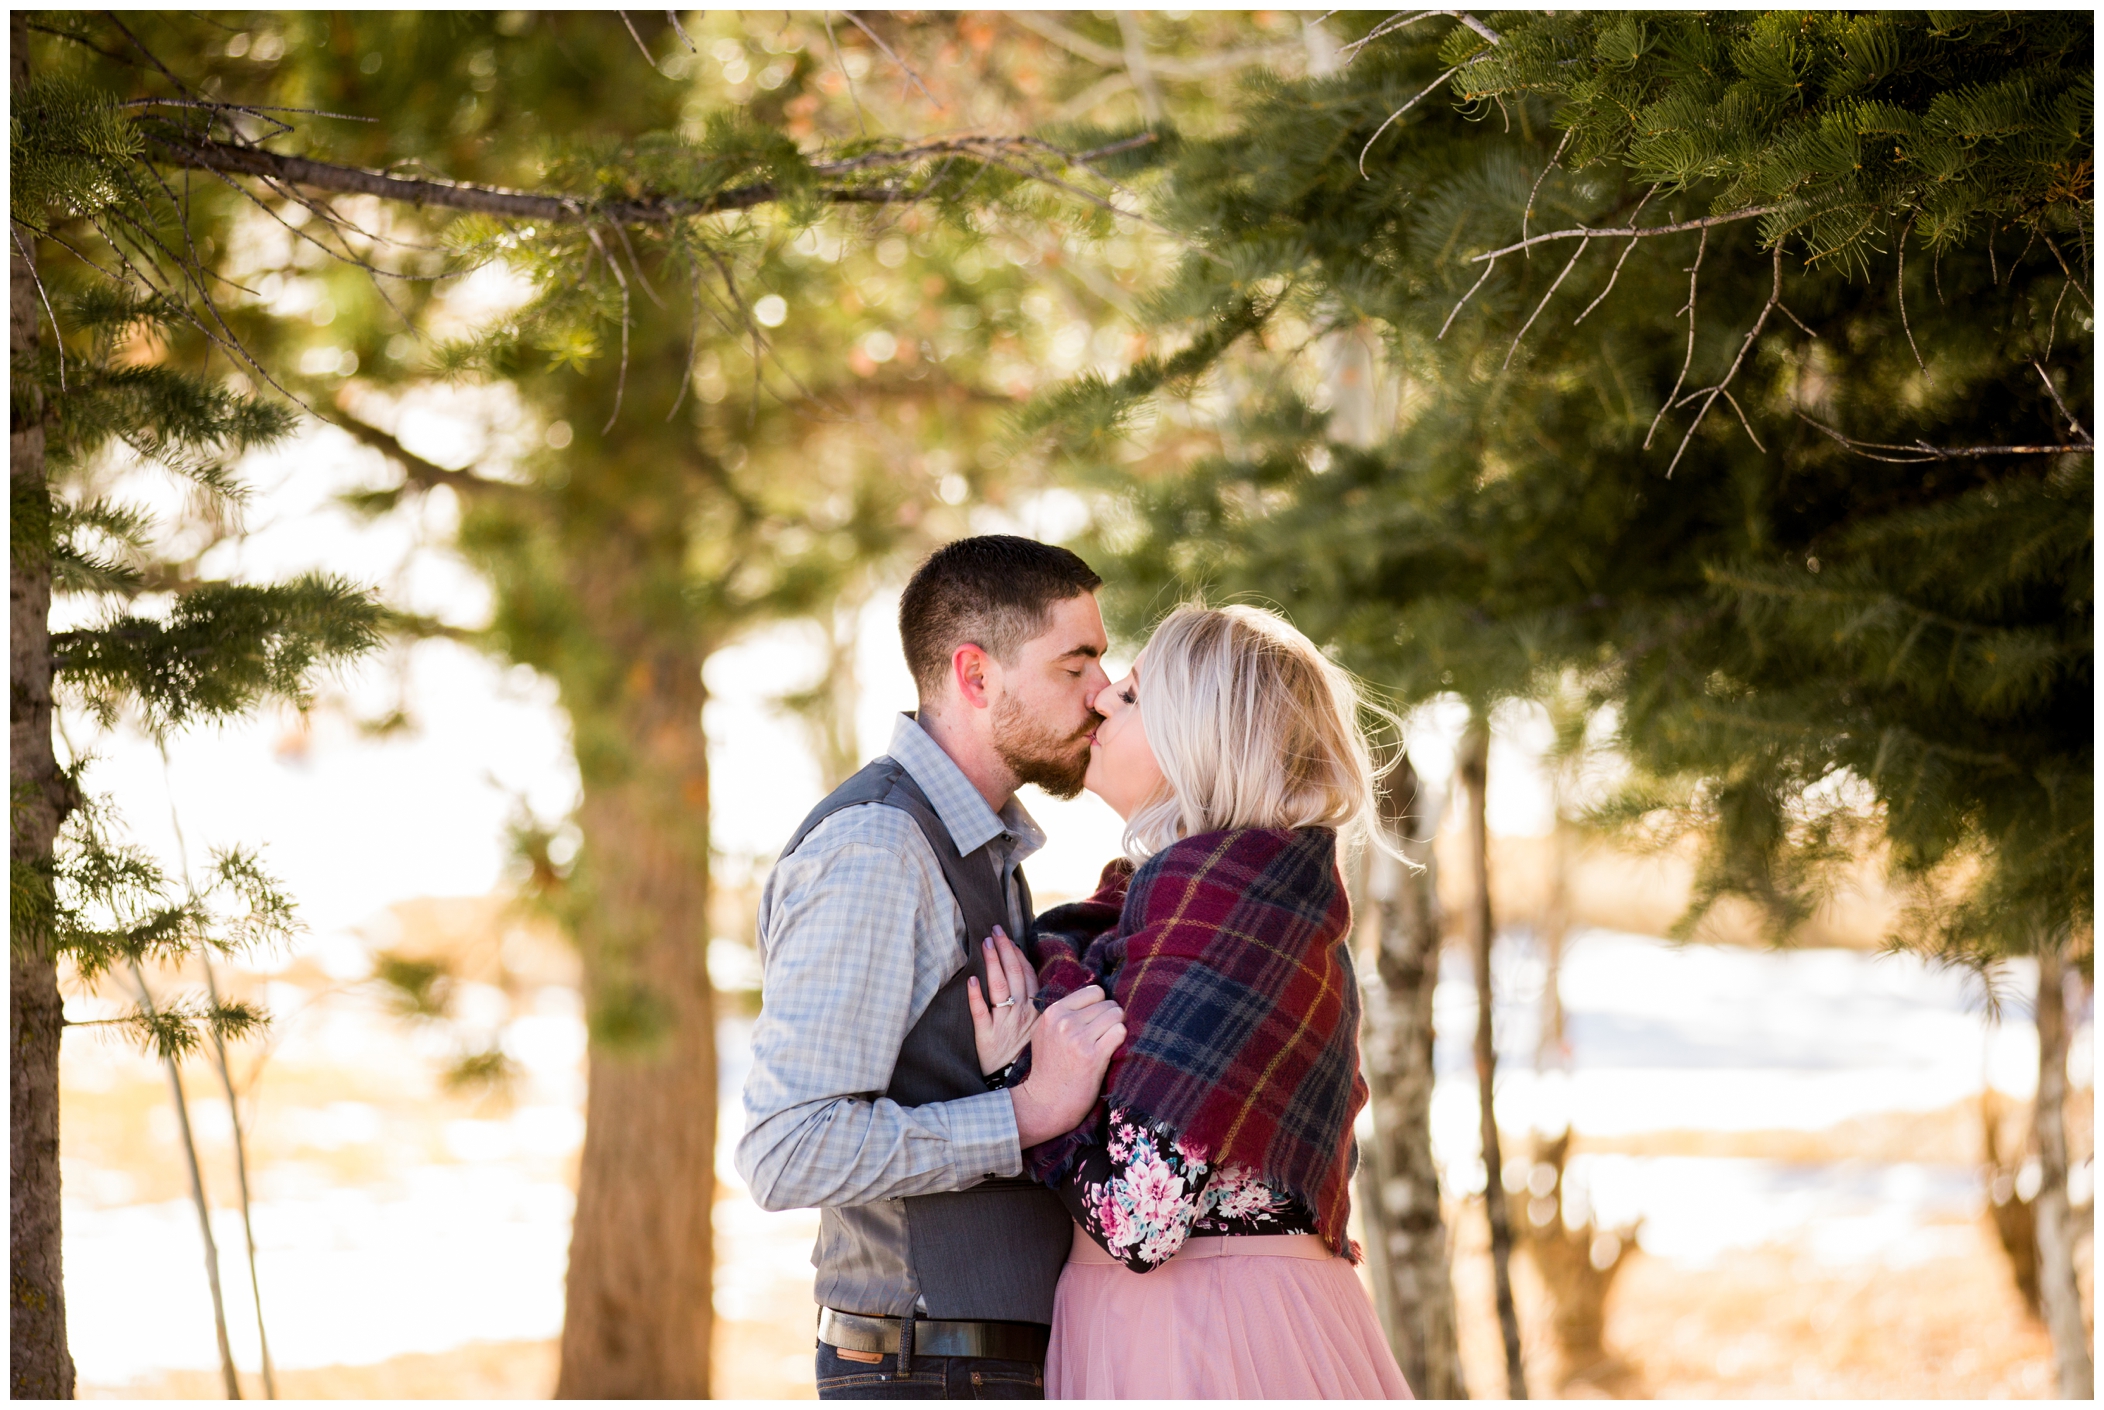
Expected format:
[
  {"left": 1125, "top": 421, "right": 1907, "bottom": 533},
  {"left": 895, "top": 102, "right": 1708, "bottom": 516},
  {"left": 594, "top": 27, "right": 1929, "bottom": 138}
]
[{"left": 818, "top": 1307, "right": 1050, "bottom": 1362}]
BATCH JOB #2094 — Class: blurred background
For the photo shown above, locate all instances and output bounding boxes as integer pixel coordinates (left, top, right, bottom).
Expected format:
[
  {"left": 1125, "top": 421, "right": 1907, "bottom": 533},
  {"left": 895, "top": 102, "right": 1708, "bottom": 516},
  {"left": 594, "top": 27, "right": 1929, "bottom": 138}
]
[{"left": 16, "top": 9, "right": 2091, "bottom": 1401}]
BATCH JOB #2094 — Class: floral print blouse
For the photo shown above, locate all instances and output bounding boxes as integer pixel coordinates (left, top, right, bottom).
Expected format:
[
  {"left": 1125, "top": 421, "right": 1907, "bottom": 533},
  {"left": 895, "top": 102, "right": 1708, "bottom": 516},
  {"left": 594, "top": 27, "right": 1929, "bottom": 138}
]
[{"left": 1058, "top": 1107, "right": 1319, "bottom": 1273}]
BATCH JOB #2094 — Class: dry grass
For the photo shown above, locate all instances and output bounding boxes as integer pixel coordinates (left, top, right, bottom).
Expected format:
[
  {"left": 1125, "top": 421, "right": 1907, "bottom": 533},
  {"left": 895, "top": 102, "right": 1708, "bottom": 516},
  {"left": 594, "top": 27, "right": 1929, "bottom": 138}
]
[
  {"left": 1449, "top": 1202, "right": 2059, "bottom": 1399},
  {"left": 82, "top": 1339, "right": 559, "bottom": 1399},
  {"left": 94, "top": 1214, "right": 2057, "bottom": 1400}
]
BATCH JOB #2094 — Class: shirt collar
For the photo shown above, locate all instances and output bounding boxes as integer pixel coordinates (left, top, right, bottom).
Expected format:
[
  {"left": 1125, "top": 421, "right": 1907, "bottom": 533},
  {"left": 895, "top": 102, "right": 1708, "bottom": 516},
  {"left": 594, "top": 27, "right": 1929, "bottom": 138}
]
[{"left": 888, "top": 713, "right": 1044, "bottom": 863}]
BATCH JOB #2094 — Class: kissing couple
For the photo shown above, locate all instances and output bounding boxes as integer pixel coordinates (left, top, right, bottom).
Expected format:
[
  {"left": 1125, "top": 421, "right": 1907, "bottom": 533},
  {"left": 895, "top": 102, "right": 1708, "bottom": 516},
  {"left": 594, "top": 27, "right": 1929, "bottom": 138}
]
[{"left": 737, "top": 535, "right": 1412, "bottom": 1400}]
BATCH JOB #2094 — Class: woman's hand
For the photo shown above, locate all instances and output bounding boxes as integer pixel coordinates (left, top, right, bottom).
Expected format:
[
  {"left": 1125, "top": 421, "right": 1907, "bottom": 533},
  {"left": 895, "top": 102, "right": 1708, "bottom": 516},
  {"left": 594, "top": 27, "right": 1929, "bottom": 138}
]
[{"left": 967, "top": 927, "right": 1040, "bottom": 1076}]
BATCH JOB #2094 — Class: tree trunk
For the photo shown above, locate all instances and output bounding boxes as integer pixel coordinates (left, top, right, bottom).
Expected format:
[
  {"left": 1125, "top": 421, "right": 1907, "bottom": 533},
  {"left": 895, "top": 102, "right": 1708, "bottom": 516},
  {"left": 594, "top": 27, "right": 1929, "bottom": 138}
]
[
  {"left": 555, "top": 641, "right": 718, "bottom": 1398},
  {"left": 1355, "top": 754, "right": 1466, "bottom": 1399},
  {"left": 2032, "top": 941, "right": 2093, "bottom": 1399},
  {"left": 10, "top": 18, "right": 77, "bottom": 1397},
  {"left": 1536, "top": 821, "right": 1571, "bottom": 1075},
  {"left": 1461, "top": 718, "right": 1527, "bottom": 1399}
]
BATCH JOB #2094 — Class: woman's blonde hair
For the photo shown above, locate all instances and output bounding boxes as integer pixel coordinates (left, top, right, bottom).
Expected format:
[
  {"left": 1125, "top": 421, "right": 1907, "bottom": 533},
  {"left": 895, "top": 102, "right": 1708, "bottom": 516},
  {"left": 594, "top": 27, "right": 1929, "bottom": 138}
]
[{"left": 1125, "top": 602, "right": 1395, "bottom": 859}]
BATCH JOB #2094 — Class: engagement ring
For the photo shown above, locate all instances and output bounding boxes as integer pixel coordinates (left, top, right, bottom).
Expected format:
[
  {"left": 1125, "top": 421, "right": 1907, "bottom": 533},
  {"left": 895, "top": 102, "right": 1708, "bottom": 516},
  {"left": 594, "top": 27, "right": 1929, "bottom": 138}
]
[{"left": 994, "top": 998, "right": 1020, "bottom": 1009}]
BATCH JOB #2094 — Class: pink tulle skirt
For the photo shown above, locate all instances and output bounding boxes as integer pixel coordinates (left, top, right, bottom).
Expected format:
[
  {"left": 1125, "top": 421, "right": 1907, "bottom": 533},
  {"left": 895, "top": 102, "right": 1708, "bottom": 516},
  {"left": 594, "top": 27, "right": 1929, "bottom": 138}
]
[{"left": 1045, "top": 1224, "right": 1414, "bottom": 1400}]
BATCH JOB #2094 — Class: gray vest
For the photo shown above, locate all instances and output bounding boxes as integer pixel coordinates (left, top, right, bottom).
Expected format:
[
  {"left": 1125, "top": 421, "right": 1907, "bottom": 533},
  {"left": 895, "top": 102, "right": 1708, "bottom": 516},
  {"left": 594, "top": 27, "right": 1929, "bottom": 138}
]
[{"left": 782, "top": 757, "right": 1073, "bottom": 1324}]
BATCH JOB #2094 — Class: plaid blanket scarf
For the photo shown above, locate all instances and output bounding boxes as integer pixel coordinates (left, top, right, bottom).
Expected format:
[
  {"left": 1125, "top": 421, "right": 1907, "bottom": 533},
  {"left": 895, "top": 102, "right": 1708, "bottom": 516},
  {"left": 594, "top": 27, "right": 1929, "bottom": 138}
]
[{"left": 1024, "top": 826, "right": 1367, "bottom": 1259}]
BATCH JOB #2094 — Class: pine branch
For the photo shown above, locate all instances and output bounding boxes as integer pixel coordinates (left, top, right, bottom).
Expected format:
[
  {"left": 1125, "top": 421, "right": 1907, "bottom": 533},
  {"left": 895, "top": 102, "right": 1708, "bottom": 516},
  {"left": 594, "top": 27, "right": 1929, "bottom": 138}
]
[{"left": 143, "top": 132, "right": 1155, "bottom": 227}]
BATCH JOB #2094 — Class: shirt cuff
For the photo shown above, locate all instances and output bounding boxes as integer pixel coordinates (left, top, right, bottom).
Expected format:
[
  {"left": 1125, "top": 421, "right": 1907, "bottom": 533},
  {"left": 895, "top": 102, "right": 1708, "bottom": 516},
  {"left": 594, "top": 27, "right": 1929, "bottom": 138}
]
[{"left": 943, "top": 1088, "right": 1024, "bottom": 1183}]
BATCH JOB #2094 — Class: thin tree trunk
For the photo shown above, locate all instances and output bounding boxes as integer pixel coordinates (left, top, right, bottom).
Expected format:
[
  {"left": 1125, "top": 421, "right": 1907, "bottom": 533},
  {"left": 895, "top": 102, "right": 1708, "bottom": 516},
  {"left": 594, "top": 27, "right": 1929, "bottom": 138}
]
[
  {"left": 166, "top": 746, "right": 276, "bottom": 1397},
  {"left": 1355, "top": 754, "right": 1466, "bottom": 1399},
  {"left": 1461, "top": 718, "right": 1527, "bottom": 1399},
  {"left": 200, "top": 958, "right": 275, "bottom": 1398},
  {"left": 798, "top": 589, "right": 866, "bottom": 792},
  {"left": 10, "top": 17, "right": 77, "bottom": 1396},
  {"left": 555, "top": 644, "right": 717, "bottom": 1398},
  {"left": 1536, "top": 821, "right": 1571, "bottom": 1075},
  {"left": 131, "top": 964, "right": 242, "bottom": 1399},
  {"left": 2032, "top": 941, "right": 2093, "bottom": 1399}
]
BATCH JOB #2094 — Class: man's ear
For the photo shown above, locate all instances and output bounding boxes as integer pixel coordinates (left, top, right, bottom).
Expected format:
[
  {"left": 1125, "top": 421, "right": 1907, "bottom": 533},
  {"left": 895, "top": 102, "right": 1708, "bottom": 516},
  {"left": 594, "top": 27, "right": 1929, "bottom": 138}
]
[{"left": 951, "top": 642, "right": 995, "bottom": 711}]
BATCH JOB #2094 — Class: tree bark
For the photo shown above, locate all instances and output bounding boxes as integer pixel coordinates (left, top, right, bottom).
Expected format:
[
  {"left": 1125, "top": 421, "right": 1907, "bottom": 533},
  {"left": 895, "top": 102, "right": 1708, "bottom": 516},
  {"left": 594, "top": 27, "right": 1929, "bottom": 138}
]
[
  {"left": 2032, "top": 941, "right": 2093, "bottom": 1399},
  {"left": 555, "top": 638, "right": 717, "bottom": 1399},
  {"left": 10, "top": 16, "right": 78, "bottom": 1397},
  {"left": 1461, "top": 718, "right": 1527, "bottom": 1399},
  {"left": 1355, "top": 754, "right": 1466, "bottom": 1399}
]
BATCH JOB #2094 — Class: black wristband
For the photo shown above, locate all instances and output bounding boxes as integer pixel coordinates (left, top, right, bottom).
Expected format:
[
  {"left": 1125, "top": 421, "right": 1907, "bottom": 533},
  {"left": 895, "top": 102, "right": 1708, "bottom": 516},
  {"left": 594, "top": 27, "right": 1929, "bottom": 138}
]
[{"left": 983, "top": 1060, "right": 1018, "bottom": 1090}]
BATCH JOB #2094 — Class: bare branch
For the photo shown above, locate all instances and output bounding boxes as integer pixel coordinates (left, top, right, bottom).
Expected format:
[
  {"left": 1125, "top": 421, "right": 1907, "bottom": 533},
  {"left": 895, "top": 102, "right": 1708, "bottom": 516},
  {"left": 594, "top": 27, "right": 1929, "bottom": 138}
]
[
  {"left": 1050, "top": 70, "right": 1138, "bottom": 124},
  {"left": 1439, "top": 254, "right": 1497, "bottom": 339},
  {"left": 1644, "top": 225, "right": 1706, "bottom": 450},
  {"left": 1445, "top": 11, "right": 1504, "bottom": 45},
  {"left": 1897, "top": 217, "right": 1930, "bottom": 379},
  {"left": 1521, "top": 128, "right": 1574, "bottom": 252},
  {"left": 332, "top": 409, "right": 533, "bottom": 501},
  {"left": 1573, "top": 186, "right": 1656, "bottom": 325},
  {"left": 103, "top": 13, "right": 198, "bottom": 98},
  {"left": 1503, "top": 236, "right": 1586, "bottom": 369},
  {"left": 1776, "top": 302, "right": 1819, "bottom": 339},
  {"left": 118, "top": 97, "right": 376, "bottom": 123},
  {"left": 842, "top": 11, "right": 943, "bottom": 110},
  {"left": 587, "top": 228, "right": 631, "bottom": 432},
  {"left": 616, "top": 11, "right": 656, "bottom": 67},
  {"left": 665, "top": 11, "right": 698, "bottom": 52},
  {"left": 1006, "top": 11, "right": 1302, "bottom": 79},
  {"left": 1341, "top": 9, "right": 1501, "bottom": 63},
  {"left": 1666, "top": 244, "right": 1784, "bottom": 477},
  {"left": 2039, "top": 232, "right": 2092, "bottom": 311},
  {"left": 1360, "top": 68, "right": 1459, "bottom": 178},
  {"left": 1116, "top": 10, "right": 1166, "bottom": 126},
  {"left": 611, "top": 221, "right": 667, "bottom": 310},
  {"left": 666, "top": 262, "right": 704, "bottom": 422},
  {"left": 822, "top": 13, "right": 870, "bottom": 139},
  {"left": 1717, "top": 387, "right": 1766, "bottom": 453},
  {"left": 1797, "top": 412, "right": 2092, "bottom": 463},
  {"left": 12, "top": 223, "right": 68, "bottom": 392},
  {"left": 2033, "top": 360, "right": 2089, "bottom": 443},
  {"left": 1470, "top": 206, "right": 1776, "bottom": 263}
]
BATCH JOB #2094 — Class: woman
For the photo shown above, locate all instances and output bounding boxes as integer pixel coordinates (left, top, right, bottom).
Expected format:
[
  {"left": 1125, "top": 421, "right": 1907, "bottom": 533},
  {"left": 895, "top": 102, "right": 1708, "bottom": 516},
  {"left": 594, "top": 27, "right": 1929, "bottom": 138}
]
[{"left": 967, "top": 602, "right": 1412, "bottom": 1400}]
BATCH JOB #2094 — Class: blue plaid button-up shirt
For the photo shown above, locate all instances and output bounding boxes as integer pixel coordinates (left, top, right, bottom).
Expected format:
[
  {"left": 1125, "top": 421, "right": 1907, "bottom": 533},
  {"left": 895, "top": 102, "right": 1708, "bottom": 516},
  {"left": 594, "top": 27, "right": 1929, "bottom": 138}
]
[{"left": 735, "top": 714, "right": 1045, "bottom": 1216}]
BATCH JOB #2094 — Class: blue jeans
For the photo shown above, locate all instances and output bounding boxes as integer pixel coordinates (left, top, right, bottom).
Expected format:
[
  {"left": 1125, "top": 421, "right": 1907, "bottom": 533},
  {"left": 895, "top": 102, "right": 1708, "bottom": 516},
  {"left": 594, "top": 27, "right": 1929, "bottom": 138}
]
[{"left": 814, "top": 1343, "right": 1045, "bottom": 1400}]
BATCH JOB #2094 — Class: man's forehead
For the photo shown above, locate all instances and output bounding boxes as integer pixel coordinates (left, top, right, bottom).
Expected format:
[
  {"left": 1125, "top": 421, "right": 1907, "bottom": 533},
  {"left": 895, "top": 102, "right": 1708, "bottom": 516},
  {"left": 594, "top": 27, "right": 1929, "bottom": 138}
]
[{"left": 1029, "top": 591, "right": 1108, "bottom": 657}]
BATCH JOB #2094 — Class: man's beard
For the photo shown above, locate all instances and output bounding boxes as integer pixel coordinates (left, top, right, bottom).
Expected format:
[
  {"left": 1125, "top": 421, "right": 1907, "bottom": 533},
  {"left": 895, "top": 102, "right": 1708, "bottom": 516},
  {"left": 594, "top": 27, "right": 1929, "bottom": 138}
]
[{"left": 991, "top": 693, "right": 1098, "bottom": 801}]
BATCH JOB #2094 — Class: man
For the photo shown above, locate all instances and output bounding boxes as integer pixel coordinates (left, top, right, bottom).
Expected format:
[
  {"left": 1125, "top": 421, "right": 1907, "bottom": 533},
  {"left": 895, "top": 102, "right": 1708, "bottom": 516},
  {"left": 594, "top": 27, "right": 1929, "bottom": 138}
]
[{"left": 737, "top": 536, "right": 1129, "bottom": 1400}]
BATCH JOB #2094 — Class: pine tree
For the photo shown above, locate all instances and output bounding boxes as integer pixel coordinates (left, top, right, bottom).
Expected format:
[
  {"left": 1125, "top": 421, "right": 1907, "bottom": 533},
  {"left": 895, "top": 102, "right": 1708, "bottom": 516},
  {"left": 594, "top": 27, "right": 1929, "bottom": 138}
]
[
  {"left": 10, "top": 17, "right": 385, "bottom": 1393},
  {"left": 15, "top": 11, "right": 1172, "bottom": 1394},
  {"left": 1032, "top": 9, "right": 2091, "bottom": 1392}
]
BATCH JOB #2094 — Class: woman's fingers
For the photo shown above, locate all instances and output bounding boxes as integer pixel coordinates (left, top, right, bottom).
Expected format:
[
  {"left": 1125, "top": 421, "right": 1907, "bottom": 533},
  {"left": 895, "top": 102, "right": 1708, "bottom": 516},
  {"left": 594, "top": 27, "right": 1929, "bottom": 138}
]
[
  {"left": 966, "top": 975, "right": 991, "bottom": 1032},
  {"left": 992, "top": 928, "right": 1037, "bottom": 1002},
  {"left": 981, "top": 937, "right": 1011, "bottom": 1006}
]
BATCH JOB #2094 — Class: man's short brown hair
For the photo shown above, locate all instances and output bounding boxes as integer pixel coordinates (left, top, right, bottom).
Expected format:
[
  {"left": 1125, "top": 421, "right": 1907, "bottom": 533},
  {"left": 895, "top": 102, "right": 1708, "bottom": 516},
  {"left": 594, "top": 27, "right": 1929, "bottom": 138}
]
[{"left": 899, "top": 536, "right": 1103, "bottom": 698}]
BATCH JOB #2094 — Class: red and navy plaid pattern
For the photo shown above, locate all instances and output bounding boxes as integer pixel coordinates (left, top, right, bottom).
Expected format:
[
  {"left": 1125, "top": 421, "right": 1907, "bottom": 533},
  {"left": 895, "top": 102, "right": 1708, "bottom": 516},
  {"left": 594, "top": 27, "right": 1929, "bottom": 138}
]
[{"left": 1025, "top": 827, "right": 1367, "bottom": 1260}]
